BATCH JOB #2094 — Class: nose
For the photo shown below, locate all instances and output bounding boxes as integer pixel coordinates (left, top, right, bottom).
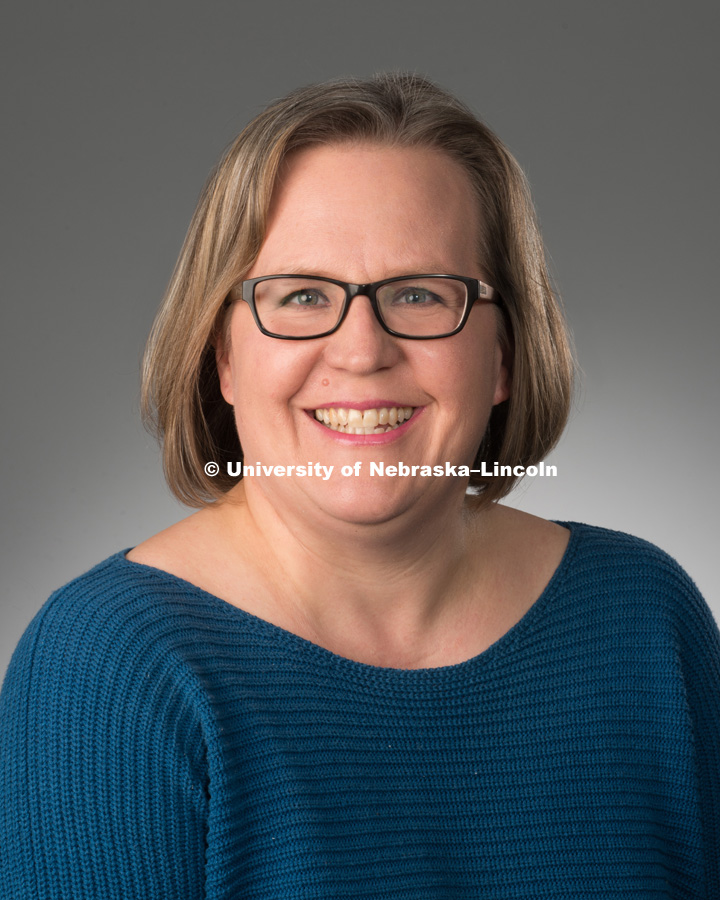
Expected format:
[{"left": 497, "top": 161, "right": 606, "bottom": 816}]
[{"left": 322, "top": 293, "right": 400, "bottom": 373}]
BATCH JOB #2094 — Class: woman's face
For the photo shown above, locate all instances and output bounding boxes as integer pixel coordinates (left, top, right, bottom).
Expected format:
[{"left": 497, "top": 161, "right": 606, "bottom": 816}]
[{"left": 217, "top": 143, "right": 510, "bottom": 526}]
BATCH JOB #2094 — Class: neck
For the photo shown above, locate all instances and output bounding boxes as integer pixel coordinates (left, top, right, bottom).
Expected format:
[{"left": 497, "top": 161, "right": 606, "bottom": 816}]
[{"left": 216, "top": 478, "right": 497, "bottom": 667}]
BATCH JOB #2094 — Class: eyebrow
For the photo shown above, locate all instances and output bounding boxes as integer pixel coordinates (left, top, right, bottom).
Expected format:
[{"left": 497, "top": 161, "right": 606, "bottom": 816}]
[{"left": 259, "top": 264, "right": 463, "bottom": 279}]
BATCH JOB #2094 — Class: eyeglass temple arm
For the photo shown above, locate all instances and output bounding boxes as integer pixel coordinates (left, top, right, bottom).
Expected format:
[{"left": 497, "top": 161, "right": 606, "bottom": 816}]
[{"left": 476, "top": 281, "right": 500, "bottom": 304}]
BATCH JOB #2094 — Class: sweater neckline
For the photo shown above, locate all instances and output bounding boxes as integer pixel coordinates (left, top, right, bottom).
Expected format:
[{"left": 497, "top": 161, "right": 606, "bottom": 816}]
[{"left": 115, "top": 520, "right": 583, "bottom": 679}]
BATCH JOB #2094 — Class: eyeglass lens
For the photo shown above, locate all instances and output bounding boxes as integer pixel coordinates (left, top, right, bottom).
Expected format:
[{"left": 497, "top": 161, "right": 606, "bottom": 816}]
[{"left": 252, "top": 277, "right": 468, "bottom": 337}]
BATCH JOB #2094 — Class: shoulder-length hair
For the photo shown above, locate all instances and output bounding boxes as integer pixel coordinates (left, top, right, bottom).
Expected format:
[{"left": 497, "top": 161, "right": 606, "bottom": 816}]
[{"left": 141, "top": 72, "right": 574, "bottom": 507}]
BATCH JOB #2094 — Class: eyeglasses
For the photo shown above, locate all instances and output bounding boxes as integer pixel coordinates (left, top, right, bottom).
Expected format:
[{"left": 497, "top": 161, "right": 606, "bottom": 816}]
[{"left": 231, "top": 274, "right": 500, "bottom": 340}]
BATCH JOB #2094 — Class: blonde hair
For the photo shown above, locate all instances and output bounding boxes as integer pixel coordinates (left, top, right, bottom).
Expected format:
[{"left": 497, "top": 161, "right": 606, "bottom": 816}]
[{"left": 142, "top": 73, "right": 574, "bottom": 506}]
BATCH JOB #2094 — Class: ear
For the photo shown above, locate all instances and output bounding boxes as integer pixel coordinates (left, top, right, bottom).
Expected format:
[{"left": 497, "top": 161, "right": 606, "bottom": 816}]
[
  {"left": 492, "top": 341, "right": 512, "bottom": 406},
  {"left": 214, "top": 328, "right": 235, "bottom": 406}
]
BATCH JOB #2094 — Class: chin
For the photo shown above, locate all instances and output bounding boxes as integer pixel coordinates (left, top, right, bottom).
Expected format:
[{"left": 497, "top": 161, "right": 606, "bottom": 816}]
[{"left": 311, "top": 477, "right": 441, "bottom": 528}]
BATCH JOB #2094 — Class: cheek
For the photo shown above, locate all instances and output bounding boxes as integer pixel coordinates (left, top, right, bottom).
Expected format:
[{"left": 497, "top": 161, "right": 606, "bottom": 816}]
[
  {"left": 423, "top": 331, "right": 498, "bottom": 400},
  {"left": 225, "top": 325, "right": 322, "bottom": 425},
  {"left": 428, "top": 333, "right": 506, "bottom": 454}
]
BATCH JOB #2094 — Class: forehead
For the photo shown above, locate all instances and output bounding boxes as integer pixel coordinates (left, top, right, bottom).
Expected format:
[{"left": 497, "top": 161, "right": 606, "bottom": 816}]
[{"left": 251, "top": 142, "right": 482, "bottom": 279}]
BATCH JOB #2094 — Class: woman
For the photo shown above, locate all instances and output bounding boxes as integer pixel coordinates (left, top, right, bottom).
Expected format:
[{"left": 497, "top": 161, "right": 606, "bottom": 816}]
[{"left": 1, "top": 73, "right": 718, "bottom": 897}]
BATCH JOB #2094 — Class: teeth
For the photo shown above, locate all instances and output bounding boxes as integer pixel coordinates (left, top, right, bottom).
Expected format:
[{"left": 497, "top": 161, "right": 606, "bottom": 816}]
[
  {"left": 396, "top": 406, "right": 413, "bottom": 424},
  {"left": 312, "top": 406, "right": 415, "bottom": 434}
]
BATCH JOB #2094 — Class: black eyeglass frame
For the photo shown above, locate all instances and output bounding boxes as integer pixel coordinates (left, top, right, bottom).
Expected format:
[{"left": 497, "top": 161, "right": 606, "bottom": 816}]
[{"left": 232, "top": 274, "right": 500, "bottom": 341}]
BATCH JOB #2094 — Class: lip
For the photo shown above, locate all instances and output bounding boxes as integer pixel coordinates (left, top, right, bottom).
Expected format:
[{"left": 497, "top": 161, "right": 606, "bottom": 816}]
[{"left": 305, "top": 403, "right": 423, "bottom": 444}]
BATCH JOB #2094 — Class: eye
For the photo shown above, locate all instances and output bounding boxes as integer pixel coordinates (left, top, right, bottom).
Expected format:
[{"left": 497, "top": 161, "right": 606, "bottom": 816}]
[
  {"left": 280, "top": 288, "right": 332, "bottom": 308},
  {"left": 391, "top": 287, "right": 444, "bottom": 306}
]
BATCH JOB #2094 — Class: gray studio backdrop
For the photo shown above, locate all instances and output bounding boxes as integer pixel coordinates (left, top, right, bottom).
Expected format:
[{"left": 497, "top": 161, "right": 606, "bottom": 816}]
[{"left": 2, "top": 0, "right": 718, "bottom": 678}]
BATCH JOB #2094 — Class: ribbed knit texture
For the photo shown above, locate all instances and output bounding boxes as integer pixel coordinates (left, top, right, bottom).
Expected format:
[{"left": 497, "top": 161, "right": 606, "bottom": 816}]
[{"left": 1, "top": 522, "right": 719, "bottom": 898}]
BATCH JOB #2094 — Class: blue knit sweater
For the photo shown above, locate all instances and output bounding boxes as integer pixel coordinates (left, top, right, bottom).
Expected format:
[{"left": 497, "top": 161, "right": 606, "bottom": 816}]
[{"left": 1, "top": 522, "right": 719, "bottom": 898}]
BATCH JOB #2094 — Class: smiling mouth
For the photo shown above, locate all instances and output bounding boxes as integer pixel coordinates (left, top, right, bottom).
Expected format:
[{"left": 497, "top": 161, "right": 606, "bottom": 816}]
[{"left": 313, "top": 406, "right": 415, "bottom": 434}]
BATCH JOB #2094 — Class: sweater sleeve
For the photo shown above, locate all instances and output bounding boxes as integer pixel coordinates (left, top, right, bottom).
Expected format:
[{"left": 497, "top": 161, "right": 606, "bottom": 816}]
[
  {"left": 673, "top": 574, "right": 720, "bottom": 895},
  {"left": 0, "top": 579, "right": 209, "bottom": 899}
]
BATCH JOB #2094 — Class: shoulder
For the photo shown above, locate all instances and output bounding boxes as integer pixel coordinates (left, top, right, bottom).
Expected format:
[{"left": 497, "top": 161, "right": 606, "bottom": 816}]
[
  {"left": 561, "top": 521, "right": 702, "bottom": 597},
  {"left": 0, "top": 553, "right": 212, "bottom": 899},
  {"left": 0, "top": 553, "right": 213, "bottom": 809},
  {"left": 1, "top": 551, "right": 216, "bottom": 722},
  {"left": 17, "top": 550, "right": 199, "bottom": 650},
  {"left": 558, "top": 521, "right": 717, "bottom": 652},
  {"left": 529, "top": 523, "right": 720, "bottom": 754}
]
